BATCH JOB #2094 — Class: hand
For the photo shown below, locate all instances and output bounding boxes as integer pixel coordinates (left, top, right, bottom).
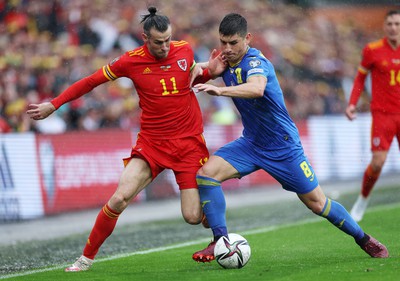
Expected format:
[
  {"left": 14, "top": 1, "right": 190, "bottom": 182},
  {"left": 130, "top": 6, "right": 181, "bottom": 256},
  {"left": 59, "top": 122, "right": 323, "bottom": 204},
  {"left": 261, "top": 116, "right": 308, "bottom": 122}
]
[
  {"left": 345, "top": 104, "right": 357, "bottom": 121},
  {"left": 189, "top": 63, "right": 204, "bottom": 86},
  {"left": 26, "top": 102, "right": 56, "bottom": 120},
  {"left": 208, "top": 49, "right": 227, "bottom": 78},
  {"left": 193, "top": 83, "right": 222, "bottom": 96}
]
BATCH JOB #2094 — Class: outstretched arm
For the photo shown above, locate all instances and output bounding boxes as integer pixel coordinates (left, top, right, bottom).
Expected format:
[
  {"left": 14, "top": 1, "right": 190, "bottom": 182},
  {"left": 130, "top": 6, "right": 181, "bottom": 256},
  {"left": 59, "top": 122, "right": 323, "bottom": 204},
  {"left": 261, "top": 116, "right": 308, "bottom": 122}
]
[
  {"left": 194, "top": 75, "right": 266, "bottom": 98},
  {"left": 26, "top": 68, "right": 108, "bottom": 120}
]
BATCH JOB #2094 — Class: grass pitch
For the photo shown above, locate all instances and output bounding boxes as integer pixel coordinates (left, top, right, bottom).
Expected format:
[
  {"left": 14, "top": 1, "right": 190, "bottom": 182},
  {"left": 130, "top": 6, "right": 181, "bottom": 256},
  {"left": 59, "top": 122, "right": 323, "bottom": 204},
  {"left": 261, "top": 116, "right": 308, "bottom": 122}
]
[{"left": 1, "top": 185, "right": 399, "bottom": 281}]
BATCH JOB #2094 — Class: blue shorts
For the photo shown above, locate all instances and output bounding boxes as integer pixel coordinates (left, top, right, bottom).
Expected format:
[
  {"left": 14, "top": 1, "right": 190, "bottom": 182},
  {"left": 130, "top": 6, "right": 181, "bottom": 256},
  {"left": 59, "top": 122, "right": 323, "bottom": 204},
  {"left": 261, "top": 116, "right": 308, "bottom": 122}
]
[{"left": 214, "top": 137, "right": 319, "bottom": 194}]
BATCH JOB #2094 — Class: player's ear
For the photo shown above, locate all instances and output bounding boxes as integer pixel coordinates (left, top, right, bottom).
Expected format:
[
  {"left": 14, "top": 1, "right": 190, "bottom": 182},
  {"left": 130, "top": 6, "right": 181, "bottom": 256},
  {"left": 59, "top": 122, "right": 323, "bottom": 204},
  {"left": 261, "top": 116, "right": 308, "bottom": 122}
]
[
  {"left": 245, "top": 33, "right": 252, "bottom": 44},
  {"left": 142, "top": 32, "right": 149, "bottom": 42}
]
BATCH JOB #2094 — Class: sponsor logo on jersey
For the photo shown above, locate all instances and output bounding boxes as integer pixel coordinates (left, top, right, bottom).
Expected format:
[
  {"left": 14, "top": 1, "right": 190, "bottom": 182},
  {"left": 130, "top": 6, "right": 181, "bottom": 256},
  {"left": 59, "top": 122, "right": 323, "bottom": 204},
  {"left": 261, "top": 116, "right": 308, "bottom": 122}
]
[
  {"left": 143, "top": 67, "right": 152, "bottom": 74},
  {"left": 177, "top": 59, "right": 187, "bottom": 71}
]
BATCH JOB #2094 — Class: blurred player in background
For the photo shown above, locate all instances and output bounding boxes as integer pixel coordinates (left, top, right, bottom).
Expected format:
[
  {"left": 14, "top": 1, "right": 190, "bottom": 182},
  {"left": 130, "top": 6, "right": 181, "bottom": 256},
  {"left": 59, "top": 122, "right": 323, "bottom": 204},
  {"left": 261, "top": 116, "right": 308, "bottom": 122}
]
[
  {"left": 27, "top": 7, "right": 225, "bottom": 272},
  {"left": 192, "top": 12, "right": 389, "bottom": 263},
  {"left": 345, "top": 10, "right": 400, "bottom": 222}
]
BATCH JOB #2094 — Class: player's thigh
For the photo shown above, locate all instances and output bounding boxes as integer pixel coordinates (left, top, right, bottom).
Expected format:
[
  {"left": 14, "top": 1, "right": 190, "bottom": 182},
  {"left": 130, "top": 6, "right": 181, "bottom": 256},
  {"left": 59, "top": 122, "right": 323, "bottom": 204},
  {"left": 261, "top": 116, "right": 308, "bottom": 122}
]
[
  {"left": 180, "top": 188, "right": 202, "bottom": 224},
  {"left": 198, "top": 155, "right": 240, "bottom": 182},
  {"left": 209, "top": 137, "right": 257, "bottom": 181},
  {"left": 112, "top": 157, "right": 153, "bottom": 206}
]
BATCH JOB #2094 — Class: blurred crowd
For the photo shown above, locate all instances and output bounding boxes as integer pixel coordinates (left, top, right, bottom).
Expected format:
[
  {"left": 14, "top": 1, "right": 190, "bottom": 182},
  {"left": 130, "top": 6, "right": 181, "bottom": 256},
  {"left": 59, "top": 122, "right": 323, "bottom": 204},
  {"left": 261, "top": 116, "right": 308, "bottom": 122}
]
[{"left": 0, "top": 0, "right": 377, "bottom": 134}]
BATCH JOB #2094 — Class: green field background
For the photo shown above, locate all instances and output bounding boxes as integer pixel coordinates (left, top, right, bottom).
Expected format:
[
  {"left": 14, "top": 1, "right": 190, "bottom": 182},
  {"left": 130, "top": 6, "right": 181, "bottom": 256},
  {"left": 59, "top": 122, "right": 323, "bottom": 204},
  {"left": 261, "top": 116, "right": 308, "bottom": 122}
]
[{"left": 1, "top": 186, "right": 399, "bottom": 281}]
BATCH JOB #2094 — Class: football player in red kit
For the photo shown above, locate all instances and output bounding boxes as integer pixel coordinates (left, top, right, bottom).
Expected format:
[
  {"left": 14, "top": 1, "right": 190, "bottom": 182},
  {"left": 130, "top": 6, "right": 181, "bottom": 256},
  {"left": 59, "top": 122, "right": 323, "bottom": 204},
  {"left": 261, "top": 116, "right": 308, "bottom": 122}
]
[
  {"left": 346, "top": 10, "right": 400, "bottom": 222},
  {"left": 26, "top": 6, "right": 225, "bottom": 271}
]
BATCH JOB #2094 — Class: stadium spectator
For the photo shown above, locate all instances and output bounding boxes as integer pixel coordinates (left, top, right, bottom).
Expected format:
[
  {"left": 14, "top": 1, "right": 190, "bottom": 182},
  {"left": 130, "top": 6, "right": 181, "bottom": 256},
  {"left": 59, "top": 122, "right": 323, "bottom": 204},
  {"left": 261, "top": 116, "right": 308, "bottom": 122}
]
[
  {"left": 192, "top": 12, "right": 389, "bottom": 263},
  {"left": 345, "top": 10, "right": 400, "bottom": 222},
  {"left": 0, "top": 116, "right": 11, "bottom": 132},
  {"left": 26, "top": 6, "right": 226, "bottom": 272},
  {"left": 0, "top": 0, "right": 379, "bottom": 132}
]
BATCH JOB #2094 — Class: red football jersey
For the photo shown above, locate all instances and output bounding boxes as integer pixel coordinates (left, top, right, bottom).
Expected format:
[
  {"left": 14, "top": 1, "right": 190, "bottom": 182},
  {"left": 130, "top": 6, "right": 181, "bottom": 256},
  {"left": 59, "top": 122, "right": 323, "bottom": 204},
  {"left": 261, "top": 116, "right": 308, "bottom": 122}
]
[
  {"left": 358, "top": 38, "right": 400, "bottom": 113},
  {"left": 103, "top": 41, "right": 203, "bottom": 139}
]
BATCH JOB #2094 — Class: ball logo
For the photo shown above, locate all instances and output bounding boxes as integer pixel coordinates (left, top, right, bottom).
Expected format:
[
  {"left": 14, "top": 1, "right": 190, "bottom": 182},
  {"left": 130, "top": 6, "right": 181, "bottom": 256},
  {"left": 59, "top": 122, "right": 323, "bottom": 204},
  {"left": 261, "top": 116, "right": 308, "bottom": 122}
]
[
  {"left": 216, "top": 237, "right": 248, "bottom": 266},
  {"left": 214, "top": 233, "right": 251, "bottom": 269}
]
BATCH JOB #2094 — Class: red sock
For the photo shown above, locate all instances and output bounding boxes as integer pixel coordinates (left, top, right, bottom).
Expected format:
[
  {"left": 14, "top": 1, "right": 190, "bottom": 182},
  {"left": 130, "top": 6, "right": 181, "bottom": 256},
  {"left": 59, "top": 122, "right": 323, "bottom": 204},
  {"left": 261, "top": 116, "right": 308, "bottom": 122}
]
[
  {"left": 83, "top": 204, "right": 120, "bottom": 259},
  {"left": 361, "top": 164, "right": 381, "bottom": 198}
]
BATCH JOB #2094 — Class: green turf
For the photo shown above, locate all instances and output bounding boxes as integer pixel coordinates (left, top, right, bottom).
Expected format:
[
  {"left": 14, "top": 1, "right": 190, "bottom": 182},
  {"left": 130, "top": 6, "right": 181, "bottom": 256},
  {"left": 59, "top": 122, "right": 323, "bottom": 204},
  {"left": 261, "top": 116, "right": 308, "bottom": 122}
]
[{"left": 2, "top": 201, "right": 399, "bottom": 280}]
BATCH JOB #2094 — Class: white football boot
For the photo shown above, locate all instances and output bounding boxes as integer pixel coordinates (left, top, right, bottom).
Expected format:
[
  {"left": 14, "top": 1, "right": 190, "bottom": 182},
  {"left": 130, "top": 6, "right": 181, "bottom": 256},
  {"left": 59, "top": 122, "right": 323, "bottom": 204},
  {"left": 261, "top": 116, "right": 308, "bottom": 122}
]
[
  {"left": 65, "top": 255, "right": 93, "bottom": 272},
  {"left": 350, "top": 195, "right": 370, "bottom": 222}
]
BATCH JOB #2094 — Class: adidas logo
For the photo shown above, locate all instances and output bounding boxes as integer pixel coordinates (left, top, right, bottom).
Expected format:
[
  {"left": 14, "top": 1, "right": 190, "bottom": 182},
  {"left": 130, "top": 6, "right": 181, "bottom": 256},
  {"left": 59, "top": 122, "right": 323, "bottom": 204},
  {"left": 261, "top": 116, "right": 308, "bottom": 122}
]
[{"left": 143, "top": 67, "right": 152, "bottom": 74}]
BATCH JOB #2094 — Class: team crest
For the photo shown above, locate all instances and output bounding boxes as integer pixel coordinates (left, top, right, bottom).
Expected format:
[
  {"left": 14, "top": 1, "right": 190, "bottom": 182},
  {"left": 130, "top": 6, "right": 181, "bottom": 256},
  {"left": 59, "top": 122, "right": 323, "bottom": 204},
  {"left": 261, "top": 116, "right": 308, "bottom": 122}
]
[
  {"left": 373, "top": 137, "right": 381, "bottom": 147},
  {"left": 177, "top": 59, "right": 187, "bottom": 71},
  {"left": 249, "top": 59, "right": 261, "bottom": 68}
]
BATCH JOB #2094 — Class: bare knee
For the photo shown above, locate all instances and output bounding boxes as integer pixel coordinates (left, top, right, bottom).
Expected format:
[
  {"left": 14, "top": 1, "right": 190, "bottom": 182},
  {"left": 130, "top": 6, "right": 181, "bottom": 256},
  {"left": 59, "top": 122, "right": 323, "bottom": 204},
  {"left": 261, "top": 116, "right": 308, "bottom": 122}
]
[
  {"left": 370, "top": 161, "right": 384, "bottom": 173},
  {"left": 370, "top": 152, "right": 387, "bottom": 172},
  {"left": 108, "top": 193, "right": 130, "bottom": 213},
  {"left": 197, "top": 166, "right": 214, "bottom": 178},
  {"left": 197, "top": 157, "right": 222, "bottom": 179},
  {"left": 307, "top": 200, "right": 326, "bottom": 215},
  {"left": 298, "top": 191, "right": 326, "bottom": 215},
  {"left": 298, "top": 186, "right": 327, "bottom": 215},
  {"left": 182, "top": 210, "right": 202, "bottom": 225}
]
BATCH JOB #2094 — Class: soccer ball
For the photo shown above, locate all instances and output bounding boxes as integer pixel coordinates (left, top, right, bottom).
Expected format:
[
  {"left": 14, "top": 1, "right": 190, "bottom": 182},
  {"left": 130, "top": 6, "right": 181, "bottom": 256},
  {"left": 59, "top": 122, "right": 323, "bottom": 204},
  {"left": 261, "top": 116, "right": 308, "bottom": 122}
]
[{"left": 214, "top": 233, "right": 251, "bottom": 269}]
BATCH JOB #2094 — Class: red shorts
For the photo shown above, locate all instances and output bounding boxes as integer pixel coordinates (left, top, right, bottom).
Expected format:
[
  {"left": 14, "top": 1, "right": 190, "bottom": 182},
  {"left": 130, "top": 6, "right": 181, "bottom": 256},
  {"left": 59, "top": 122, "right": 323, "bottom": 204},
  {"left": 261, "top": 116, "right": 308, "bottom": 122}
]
[
  {"left": 371, "top": 111, "right": 400, "bottom": 151},
  {"left": 124, "top": 134, "right": 209, "bottom": 190}
]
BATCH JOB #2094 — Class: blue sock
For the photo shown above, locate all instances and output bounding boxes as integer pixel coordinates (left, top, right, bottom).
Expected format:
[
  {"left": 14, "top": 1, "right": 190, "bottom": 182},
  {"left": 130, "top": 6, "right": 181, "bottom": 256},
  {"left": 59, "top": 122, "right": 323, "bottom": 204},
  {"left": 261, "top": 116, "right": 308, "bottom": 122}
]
[
  {"left": 319, "top": 198, "right": 365, "bottom": 242},
  {"left": 196, "top": 175, "right": 228, "bottom": 241}
]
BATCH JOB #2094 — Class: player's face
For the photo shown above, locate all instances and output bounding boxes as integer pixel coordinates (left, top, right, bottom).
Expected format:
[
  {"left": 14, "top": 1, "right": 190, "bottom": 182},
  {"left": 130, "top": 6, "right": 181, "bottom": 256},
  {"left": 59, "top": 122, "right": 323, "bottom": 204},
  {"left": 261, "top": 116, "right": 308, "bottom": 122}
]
[
  {"left": 219, "top": 33, "right": 251, "bottom": 65},
  {"left": 143, "top": 26, "right": 172, "bottom": 59},
  {"left": 384, "top": 14, "right": 400, "bottom": 44}
]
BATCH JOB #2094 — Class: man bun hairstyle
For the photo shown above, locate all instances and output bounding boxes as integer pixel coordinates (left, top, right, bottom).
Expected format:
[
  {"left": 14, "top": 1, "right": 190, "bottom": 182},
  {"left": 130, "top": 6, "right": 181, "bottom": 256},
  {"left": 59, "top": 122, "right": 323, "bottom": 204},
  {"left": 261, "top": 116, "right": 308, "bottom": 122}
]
[{"left": 140, "top": 6, "right": 170, "bottom": 36}]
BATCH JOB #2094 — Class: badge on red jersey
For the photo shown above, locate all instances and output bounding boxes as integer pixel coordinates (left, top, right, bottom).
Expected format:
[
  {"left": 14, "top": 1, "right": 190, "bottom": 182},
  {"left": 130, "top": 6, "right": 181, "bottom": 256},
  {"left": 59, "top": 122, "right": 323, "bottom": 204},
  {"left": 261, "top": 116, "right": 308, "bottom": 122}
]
[{"left": 177, "top": 59, "right": 187, "bottom": 71}]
